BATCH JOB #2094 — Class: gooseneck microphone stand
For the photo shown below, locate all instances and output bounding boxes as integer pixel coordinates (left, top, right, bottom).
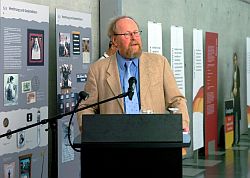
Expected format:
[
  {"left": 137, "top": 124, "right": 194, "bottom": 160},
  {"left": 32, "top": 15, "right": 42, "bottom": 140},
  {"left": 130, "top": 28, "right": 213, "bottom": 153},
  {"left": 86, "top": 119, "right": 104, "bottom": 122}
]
[
  {"left": 0, "top": 90, "right": 131, "bottom": 178},
  {"left": 0, "top": 90, "right": 131, "bottom": 139}
]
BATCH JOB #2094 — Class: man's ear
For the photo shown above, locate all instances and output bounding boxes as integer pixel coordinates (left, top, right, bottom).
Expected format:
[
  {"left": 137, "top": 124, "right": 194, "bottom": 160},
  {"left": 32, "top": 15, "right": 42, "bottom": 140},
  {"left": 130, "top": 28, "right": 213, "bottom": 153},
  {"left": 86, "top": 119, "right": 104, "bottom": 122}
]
[{"left": 111, "top": 37, "right": 118, "bottom": 47}]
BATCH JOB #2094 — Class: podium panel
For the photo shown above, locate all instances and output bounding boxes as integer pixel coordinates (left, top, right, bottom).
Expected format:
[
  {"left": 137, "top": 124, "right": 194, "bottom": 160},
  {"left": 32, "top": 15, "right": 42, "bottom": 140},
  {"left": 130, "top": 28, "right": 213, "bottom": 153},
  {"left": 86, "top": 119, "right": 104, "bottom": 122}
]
[{"left": 77, "top": 114, "right": 186, "bottom": 178}]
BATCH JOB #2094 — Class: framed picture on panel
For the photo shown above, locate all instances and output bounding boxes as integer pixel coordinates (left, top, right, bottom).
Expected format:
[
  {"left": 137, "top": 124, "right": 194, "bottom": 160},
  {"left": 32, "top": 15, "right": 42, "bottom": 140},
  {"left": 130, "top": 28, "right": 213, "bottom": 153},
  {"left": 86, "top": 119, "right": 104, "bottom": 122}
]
[
  {"left": 27, "top": 29, "right": 44, "bottom": 66},
  {"left": 19, "top": 154, "right": 32, "bottom": 178}
]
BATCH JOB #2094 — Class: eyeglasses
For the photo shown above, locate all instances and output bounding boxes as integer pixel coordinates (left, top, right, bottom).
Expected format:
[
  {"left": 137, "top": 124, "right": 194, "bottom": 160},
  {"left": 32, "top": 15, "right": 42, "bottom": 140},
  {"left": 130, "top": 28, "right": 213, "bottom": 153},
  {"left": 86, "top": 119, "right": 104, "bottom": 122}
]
[{"left": 114, "top": 30, "right": 142, "bottom": 39}]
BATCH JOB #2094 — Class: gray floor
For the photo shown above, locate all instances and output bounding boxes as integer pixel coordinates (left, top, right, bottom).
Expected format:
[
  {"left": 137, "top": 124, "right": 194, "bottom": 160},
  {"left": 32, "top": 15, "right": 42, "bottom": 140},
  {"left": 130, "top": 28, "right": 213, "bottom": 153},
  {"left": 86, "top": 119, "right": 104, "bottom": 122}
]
[{"left": 183, "top": 133, "right": 250, "bottom": 178}]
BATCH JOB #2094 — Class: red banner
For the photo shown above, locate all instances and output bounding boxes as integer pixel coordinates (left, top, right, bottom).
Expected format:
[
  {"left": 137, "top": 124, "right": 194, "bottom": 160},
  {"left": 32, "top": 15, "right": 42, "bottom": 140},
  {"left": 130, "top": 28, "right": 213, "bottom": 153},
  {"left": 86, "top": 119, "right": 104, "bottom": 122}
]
[
  {"left": 225, "top": 116, "right": 234, "bottom": 132},
  {"left": 204, "top": 32, "right": 218, "bottom": 156}
]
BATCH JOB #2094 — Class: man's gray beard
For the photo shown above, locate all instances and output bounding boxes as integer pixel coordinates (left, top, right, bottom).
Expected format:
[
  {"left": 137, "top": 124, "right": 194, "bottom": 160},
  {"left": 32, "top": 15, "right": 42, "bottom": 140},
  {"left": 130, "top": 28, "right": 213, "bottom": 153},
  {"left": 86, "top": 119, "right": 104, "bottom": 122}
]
[{"left": 125, "top": 45, "right": 142, "bottom": 59}]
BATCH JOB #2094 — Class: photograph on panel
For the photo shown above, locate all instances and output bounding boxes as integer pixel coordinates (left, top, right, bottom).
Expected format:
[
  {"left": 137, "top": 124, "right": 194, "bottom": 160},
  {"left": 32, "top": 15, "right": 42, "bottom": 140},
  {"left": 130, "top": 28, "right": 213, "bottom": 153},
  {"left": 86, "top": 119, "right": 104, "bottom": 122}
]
[
  {"left": 22, "top": 80, "right": 32, "bottom": 93},
  {"left": 19, "top": 154, "right": 32, "bottom": 178},
  {"left": 3, "top": 162, "right": 15, "bottom": 178},
  {"left": 59, "top": 64, "right": 73, "bottom": 90},
  {"left": 59, "top": 32, "right": 71, "bottom": 57},
  {"left": 82, "top": 37, "right": 90, "bottom": 63},
  {"left": 17, "top": 130, "right": 25, "bottom": 149},
  {"left": 27, "top": 29, "right": 44, "bottom": 66},
  {"left": 4, "top": 74, "right": 18, "bottom": 106}
]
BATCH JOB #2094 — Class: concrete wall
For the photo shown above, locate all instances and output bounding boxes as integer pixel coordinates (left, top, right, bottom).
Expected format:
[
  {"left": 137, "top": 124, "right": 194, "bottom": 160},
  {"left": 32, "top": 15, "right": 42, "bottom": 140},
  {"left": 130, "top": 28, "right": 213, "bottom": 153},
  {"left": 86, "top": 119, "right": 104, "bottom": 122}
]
[{"left": 99, "top": 0, "right": 122, "bottom": 55}]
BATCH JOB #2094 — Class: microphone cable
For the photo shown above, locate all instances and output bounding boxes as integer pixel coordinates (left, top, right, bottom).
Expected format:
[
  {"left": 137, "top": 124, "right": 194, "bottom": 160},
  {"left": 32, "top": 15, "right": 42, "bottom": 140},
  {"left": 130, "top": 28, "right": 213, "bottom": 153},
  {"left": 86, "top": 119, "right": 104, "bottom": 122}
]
[{"left": 67, "top": 91, "right": 89, "bottom": 152}]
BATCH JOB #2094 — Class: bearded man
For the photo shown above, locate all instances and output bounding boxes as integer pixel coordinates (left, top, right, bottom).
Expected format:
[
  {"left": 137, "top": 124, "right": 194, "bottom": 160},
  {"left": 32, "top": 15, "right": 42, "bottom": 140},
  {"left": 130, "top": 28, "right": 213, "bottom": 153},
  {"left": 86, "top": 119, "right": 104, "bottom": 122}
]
[{"left": 77, "top": 16, "right": 190, "bottom": 133}]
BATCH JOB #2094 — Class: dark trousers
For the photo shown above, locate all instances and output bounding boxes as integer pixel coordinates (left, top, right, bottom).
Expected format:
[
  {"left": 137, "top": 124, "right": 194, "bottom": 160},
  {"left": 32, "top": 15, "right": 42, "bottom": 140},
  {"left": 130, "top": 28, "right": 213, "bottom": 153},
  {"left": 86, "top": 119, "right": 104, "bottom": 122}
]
[{"left": 232, "top": 112, "right": 240, "bottom": 145}]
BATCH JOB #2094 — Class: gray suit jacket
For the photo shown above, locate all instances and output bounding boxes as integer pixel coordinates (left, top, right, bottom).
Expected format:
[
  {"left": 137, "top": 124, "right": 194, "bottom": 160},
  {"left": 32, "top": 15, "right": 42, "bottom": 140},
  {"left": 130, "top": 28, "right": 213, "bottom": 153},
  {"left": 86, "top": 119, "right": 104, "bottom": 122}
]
[{"left": 77, "top": 52, "right": 189, "bottom": 130}]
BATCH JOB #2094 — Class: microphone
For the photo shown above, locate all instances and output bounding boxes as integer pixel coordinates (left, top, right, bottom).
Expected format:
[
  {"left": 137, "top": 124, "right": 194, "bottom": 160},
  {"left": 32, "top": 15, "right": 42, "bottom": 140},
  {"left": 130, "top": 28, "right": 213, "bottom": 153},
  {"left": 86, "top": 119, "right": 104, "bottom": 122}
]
[
  {"left": 78, "top": 91, "right": 89, "bottom": 101},
  {"left": 128, "top": 77, "right": 137, "bottom": 100}
]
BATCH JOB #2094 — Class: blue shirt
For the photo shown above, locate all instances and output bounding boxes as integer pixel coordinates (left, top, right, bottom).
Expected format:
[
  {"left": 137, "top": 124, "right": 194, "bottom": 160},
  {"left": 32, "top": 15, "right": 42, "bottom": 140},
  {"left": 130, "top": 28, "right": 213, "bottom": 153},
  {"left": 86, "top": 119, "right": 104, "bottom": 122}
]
[{"left": 116, "top": 52, "right": 141, "bottom": 108}]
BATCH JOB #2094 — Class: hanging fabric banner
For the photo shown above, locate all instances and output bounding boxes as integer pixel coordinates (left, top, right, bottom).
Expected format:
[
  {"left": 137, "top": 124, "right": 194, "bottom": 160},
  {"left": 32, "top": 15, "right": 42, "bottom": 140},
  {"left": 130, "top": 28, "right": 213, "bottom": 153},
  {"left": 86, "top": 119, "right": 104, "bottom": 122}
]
[
  {"left": 148, "top": 21, "right": 162, "bottom": 55},
  {"left": 204, "top": 32, "right": 218, "bottom": 156},
  {"left": 192, "top": 28, "right": 204, "bottom": 151},
  {"left": 171, "top": 25, "right": 185, "bottom": 96}
]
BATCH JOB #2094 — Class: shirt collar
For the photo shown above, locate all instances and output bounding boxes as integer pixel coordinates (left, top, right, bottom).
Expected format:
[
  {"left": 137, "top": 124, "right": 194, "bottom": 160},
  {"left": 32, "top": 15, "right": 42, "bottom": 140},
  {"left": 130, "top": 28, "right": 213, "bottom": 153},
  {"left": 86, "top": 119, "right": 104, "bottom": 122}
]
[
  {"left": 103, "top": 52, "right": 109, "bottom": 58},
  {"left": 116, "top": 51, "right": 139, "bottom": 71}
]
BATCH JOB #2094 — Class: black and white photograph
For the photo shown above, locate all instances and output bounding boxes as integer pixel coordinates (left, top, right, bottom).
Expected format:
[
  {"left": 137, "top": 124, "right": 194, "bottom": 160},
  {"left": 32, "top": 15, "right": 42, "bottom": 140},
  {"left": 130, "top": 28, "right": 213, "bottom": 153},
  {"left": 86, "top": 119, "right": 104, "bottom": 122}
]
[
  {"left": 4, "top": 74, "right": 18, "bottom": 106},
  {"left": 3, "top": 162, "right": 15, "bottom": 178},
  {"left": 59, "top": 64, "right": 72, "bottom": 89},
  {"left": 17, "top": 131, "right": 25, "bottom": 148}
]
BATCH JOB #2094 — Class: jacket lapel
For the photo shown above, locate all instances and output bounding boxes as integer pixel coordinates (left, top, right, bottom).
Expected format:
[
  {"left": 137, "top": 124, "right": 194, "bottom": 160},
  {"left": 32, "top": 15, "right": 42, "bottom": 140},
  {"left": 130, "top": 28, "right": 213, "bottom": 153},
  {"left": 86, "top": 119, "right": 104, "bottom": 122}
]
[
  {"left": 106, "top": 55, "right": 124, "bottom": 111},
  {"left": 139, "top": 53, "right": 151, "bottom": 104}
]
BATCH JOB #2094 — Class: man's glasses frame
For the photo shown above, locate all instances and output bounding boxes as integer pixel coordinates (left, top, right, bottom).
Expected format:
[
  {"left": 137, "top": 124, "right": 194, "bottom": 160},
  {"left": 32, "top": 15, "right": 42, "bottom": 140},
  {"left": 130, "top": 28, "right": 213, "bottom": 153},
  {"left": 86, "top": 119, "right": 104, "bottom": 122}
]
[{"left": 114, "top": 30, "right": 142, "bottom": 39}]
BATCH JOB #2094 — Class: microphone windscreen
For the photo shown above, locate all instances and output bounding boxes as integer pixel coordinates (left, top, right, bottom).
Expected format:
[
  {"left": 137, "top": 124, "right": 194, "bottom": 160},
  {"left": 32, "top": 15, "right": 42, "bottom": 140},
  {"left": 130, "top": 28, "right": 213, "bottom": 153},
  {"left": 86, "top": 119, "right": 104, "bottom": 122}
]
[
  {"left": 128, "top": 77, "right": 136, "bottom": 100},
  {"left": 79, "top": 91, "right": 89, "bottom": 101},
  {"left": 128, "top": 77, "right": 137, "bottom": 85}
]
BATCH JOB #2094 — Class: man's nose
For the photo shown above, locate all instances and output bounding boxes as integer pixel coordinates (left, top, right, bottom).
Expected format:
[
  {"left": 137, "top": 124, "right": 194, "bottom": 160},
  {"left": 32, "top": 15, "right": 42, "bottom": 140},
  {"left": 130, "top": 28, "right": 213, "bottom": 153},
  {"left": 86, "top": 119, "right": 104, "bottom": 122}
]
[{"left": 129, "top": 32, "right": 136, "bottom": 39}]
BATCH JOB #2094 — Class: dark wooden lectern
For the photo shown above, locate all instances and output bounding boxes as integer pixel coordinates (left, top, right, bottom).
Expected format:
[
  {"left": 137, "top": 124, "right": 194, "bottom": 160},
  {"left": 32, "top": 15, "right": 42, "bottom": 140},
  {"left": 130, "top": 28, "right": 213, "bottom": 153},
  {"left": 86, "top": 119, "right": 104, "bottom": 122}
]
[{"left": 74, "top": 114, "right": 190, "bottom": 178}]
